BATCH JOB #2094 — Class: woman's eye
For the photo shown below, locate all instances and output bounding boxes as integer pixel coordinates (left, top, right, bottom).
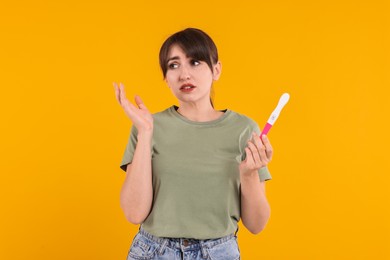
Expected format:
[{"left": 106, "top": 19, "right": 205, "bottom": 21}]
[
  {"left": 168, "top": 63, "right": 178, "bottom": 69},
  {"left": 191, "top": 60, "right": 200, "bottom": 66}
]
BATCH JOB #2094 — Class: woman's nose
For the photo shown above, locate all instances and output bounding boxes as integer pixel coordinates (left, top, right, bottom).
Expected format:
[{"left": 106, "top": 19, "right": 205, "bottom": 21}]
[{"left": 179, "top": 66, "right": 191, "bottom": 81}]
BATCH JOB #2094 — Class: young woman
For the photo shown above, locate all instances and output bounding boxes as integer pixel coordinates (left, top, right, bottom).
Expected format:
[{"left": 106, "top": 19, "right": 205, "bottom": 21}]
[{"left": 114, "top": 28, "right": 273, "bottom": 260}]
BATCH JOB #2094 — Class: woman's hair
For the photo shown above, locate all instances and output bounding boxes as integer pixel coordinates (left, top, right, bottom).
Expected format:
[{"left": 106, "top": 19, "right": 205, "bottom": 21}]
[{"left": 159, "top": 28, "right": 219, "bottom": 107}]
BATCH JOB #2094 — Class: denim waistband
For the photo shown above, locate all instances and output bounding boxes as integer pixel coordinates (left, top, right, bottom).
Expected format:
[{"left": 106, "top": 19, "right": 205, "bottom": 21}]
[{"left": 138, "top": 225, "right": 236, "bottom": 256}]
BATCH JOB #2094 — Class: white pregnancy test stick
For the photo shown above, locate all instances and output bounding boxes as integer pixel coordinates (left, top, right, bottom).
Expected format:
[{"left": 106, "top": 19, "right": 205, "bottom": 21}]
[{"left": 260, "top": 93, "right": 290, "bottom": 136}]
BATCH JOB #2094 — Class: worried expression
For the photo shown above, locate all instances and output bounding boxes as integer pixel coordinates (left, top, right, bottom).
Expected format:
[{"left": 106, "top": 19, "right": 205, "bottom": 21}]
[{"left": 164, "top": 44, "right": 221, "bottom": 105}]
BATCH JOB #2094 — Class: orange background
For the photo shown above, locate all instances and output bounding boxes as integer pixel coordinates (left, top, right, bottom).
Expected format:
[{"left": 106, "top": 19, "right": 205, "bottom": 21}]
[{"left": 1, "top": 0, "right": 389, "bottom": 259}]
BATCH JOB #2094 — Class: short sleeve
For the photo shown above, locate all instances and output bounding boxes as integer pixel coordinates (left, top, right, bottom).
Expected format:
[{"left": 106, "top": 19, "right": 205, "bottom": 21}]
[
  {"left": 258, "top": 166, "right": 272, "bottom": 182},
  {"left": 241, "top": 120, "right": 272, "bottom": 182},
  {"left": 120, "top": 125, "right": 138, "bottom": 172}
]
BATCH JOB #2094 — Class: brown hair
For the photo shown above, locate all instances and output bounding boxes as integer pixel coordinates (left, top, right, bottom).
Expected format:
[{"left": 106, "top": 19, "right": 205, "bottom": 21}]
[
  {"left": 159, "top": 28, "right": 218, "bottom": 77},
  {"left": 159, "top": 28, "right": 219, "bottom": 107}
]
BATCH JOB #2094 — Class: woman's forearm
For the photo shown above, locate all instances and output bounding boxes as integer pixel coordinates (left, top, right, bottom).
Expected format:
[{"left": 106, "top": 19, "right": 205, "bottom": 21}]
[
  {"left": 120, "top": 132, "right": 153, "bottom": 224},
  {"left": 240, "top": 170, "right": 271, "bottom": 234}
]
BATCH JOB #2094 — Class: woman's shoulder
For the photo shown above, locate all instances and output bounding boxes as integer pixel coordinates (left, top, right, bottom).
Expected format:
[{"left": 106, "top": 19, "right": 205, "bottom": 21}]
[
  {"left": 228, "top": 109, "right": 259, "bottom": 128},
  {"left": 151, "top": 106, "right": 177, "bottom": 123},
  {"left": 227, "top": 110, "right": 263, "bottom": 136}
]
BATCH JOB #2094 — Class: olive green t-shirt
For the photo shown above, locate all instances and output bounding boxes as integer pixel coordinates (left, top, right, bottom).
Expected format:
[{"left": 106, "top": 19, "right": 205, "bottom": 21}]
[{"left": 120, "top": 105, "right": 272, "bottom": 239}]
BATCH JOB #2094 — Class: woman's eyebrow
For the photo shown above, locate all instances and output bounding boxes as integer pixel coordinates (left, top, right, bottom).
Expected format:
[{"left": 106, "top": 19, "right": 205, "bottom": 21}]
[{"left": 167, "top": 56, "right": 180, "bottom": 63}]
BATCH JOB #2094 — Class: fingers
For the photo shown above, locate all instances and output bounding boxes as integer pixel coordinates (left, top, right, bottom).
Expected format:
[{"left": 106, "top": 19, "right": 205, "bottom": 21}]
[
  {"left": 244, "top": 147, "right": 255, "bottom": 167},
  {"left": 113, "top": 82, "right": 132, "bottom": 111},
  {"left": 252, "top": 132, "right": 269, "bottom": 166},
  {"left": 135, "top": 95, "right": 150, "bottom": 112},
  {"left": 247, "top": 141, "right": 263, "bottom": 168},
  {"left": 113, "top": 82, "right": 149, "bottom": 119},
  {"left": 245, "top": 132, "right": 273, "bottom": 170},
  {"left": 113, "top": 82, "right": 147, "bottom": 111},
  {"left": 114, "top": 82, "right": 135, "bottom": 110},
  {"left": 113, "top": 82, "right": 121, "bottom": 105},
  {"left": 119, "top": 82, "right": 128, "bottom": 105},
  {"left": 113, "top": 82, "right": 128, "bottom": 106},
  {"left": 261, "top": 134, "right": 273, "bottom": 161},
  {"left": 252, "top": 133, "right": 268, "bottom": 164}
]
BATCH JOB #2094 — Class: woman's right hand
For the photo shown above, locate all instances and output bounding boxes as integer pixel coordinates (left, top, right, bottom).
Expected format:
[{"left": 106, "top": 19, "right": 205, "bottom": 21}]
[{"left": 113, "top": 82, "right": 153, "bottom": 134}]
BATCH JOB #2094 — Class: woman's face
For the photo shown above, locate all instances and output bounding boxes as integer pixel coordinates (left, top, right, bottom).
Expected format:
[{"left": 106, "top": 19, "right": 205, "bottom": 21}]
[{"left": 164, "top": 44, "right": 221, "bottom": 107}]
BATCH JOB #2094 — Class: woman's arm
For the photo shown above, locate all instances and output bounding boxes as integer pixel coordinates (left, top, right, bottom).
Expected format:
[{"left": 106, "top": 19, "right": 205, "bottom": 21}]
[
  {"left": 240, "top": 172, "right": 270, "bottom": 234},
  {"left": 114, "top": 82, "right": 154, "bottom": 224},
  {"left": 120, "top": 132, "right": 153, "bottom": 224},
  {"left": 239, "top": 132, "right": 273, "bottom": 234}
]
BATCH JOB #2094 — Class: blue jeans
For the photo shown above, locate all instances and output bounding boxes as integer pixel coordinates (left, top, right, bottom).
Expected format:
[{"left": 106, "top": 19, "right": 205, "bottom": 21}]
[{"left": 126, "top": 226, "right": 240, "bottom": 260}]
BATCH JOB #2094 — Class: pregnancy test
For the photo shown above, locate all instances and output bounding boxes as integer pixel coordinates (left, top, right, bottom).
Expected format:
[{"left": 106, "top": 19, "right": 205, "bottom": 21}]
[{"left": 261, "top": 93, "right": 290, "bottom": 136}]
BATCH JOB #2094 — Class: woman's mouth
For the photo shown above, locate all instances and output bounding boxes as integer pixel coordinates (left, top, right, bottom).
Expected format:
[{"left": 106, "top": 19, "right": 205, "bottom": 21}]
[{"left": 180, "top": 84, "right": 196, "bottom": 92}]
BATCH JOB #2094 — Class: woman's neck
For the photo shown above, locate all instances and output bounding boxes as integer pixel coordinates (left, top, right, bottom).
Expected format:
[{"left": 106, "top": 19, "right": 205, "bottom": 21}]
[{"left": 176, "top": 103, "right": 224, "bottom": 122}]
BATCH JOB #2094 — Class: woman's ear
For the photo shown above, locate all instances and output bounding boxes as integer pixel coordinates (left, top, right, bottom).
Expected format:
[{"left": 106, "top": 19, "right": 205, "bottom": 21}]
[{"left": 212, "top": 61, "right": 222, "bottom": 80}]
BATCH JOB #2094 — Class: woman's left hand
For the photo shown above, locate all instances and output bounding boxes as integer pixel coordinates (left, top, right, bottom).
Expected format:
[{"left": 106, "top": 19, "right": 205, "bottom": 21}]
[{"left": 239, "top": 132, "right": 273, "bottom": 175}]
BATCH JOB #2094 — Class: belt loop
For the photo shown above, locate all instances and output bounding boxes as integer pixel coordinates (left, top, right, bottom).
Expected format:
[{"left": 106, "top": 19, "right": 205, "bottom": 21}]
[
  {"left": 158, "top": 238, "right": 168, "bottom": 255},
  {"left": 199, "top": 240, "right": 208, "bottom": 259}
]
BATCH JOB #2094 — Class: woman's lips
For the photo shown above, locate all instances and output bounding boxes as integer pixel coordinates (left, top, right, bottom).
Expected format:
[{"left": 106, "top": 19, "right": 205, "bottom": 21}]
[{"left": 180, "top": 84, "right": 196, "bottom": 92}]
